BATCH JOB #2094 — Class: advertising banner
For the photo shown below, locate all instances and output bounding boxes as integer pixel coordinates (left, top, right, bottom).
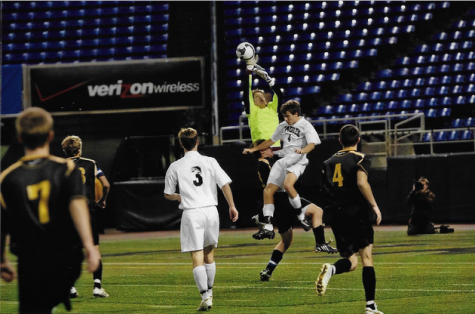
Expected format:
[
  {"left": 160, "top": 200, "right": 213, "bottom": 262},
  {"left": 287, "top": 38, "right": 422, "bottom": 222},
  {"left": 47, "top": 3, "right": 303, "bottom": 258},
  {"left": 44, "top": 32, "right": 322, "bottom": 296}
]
[{"left": 23, "top": 57, "right": 205, "bottom": 114}]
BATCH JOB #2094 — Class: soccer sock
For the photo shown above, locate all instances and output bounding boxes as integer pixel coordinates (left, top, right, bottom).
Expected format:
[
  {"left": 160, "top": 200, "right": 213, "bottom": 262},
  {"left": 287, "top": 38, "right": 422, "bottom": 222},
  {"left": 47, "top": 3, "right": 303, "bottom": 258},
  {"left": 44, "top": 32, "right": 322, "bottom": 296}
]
[
  {"left": 93, "top": 259, "right": 103, "bottom": 288},
  {"left": 362, "top": 266, "right": 376, "bottom": 302},
  {"left": 366, "top": 301, "right": 376, "bottom": 310},
  {"left": 263, "top": 204, "right": 275, "bottom": 231},
  {"left": 333, "top": 258, "right": 352, "bottom": 275},
  {"left": 313, "top": 225, "right": 326, "bottom": 244},
  {"left": 193, "top": 266, "right": 209, "bottom": 296},
  {"left": 204, "top": 262, "right": 216, "bottom": 296},
  {"left": 266, "top": 250, "right": 284, "bottom": 275},
  {"left": 289, "top": 195, "right": 304, "bottom": 220}
]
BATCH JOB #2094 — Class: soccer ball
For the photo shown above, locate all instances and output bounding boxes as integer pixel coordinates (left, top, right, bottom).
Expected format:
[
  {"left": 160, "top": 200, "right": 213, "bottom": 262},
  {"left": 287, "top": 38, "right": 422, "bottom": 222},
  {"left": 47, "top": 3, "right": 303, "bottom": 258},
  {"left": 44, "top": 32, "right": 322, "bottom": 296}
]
[{"left": 236, "top": 42, "right": 255, "bottom": 60}]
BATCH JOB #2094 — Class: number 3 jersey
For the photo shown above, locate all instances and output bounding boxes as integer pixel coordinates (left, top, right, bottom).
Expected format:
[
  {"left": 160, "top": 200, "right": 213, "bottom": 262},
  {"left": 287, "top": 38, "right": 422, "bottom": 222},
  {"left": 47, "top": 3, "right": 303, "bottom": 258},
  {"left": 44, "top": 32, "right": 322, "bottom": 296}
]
[
  {"left": 0, "top": 155, "right": 87, "bottom": 255},
  {"left": 322, "top": 150, "right": 371, "bottom": 208},
  {"left": 164, "top": 151, "right": 232, "bottom": 210}
]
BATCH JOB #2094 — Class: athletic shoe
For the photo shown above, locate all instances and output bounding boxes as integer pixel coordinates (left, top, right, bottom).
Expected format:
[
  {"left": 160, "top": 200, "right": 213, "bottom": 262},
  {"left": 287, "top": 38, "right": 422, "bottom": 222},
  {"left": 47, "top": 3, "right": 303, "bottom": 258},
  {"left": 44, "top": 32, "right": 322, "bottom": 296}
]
[
  {"left": 365, "top": 306, "right": 384, "bottom": 314},
  {"left": 252, "top": 228, "right": 275, "bottom": 240},
  {"left": 260, "top": 268, "right": 272, "bottom": 281},
  {"left": 251, "top": 214, "right": 265, "bottom": 230},
  {"left": 315, "top": 240, "right": 338, "bottom": 254},
  {"left": 70, "top": 286, "right": 78, "bottom": 299},
  {"left": 93, "top": 287, "right": 109, "bottom": 298},
  {"left": 316, "top": 263, "right": 333, "bottom": 296},
  {"left": 300, "top": 217, "right": 312, "bottom": 232},
  {"left": 197, "top": 297, "right": 212, "bottom": 311}
]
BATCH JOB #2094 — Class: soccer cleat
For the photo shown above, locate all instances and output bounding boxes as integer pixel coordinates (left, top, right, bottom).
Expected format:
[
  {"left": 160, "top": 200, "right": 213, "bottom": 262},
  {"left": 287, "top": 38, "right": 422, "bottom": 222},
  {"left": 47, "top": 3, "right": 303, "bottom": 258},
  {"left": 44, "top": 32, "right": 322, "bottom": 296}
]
[
  {"left": 260, "top": 268, "right": 272, "bottom": 282},
  {"left": 300, "top": 217, "right": 312, "bottom": 232},
  {"left": 197, "top": 297, "right": 212, "bottom": 311},
  {"left": 70, "top": 286, "right": 78, "bottom": 299},
  {"left": 252, "top": 228, "right": 275, "bottom": 240},
  {"left": 365, "top": 306, "right": 384, "bottom": 314},
  {"left": 251, "top": 214, "right": 265, "bottom": 230},
  {"left": 316, "top": 263, "right": 333, "bottom": 296},
  {"left": 315, "top": 240, "right": 338, "bottom": 254},
  {"left": 93, "top": 287, "right": 109, "bottom": 298}
]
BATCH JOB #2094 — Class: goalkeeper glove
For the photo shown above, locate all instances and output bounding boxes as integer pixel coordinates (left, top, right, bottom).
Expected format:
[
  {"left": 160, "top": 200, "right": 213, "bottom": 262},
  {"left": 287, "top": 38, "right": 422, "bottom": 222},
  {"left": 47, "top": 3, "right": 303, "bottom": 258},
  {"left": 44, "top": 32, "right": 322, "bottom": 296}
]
[{"left": 254, "top": 64, "right": 275, "bottom": 87}]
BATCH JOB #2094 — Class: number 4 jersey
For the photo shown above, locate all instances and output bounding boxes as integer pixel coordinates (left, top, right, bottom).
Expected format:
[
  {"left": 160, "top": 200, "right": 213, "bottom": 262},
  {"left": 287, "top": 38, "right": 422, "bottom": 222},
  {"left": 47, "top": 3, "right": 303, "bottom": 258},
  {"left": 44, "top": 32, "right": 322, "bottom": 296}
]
[
  {"left": 0, "top": 155, "right": 86, "bottom": 255},
  {"left": 322, "top": 149, "right": 371, "bottom": 208},
  {"left": 164, "top": 151, "right": 232, "bottom": 210}
]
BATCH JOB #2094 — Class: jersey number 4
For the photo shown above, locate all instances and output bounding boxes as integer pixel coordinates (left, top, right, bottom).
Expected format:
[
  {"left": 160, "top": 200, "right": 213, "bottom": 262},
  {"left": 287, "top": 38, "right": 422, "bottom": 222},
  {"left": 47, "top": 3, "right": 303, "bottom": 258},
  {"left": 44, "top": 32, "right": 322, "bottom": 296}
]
[
  {"left": 332, "top": 163, "right": 344, "bottom": 187},
  {"left": 27, "top": 180, "right": 51, "bottom": 224}
]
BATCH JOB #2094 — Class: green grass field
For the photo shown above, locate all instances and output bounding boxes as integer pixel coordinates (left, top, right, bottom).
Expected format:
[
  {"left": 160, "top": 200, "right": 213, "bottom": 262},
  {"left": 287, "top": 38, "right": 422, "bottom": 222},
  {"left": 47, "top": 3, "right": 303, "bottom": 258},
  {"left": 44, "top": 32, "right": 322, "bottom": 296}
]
[{"left": 1, "top": 225, "right": 474, "bottom": 314}]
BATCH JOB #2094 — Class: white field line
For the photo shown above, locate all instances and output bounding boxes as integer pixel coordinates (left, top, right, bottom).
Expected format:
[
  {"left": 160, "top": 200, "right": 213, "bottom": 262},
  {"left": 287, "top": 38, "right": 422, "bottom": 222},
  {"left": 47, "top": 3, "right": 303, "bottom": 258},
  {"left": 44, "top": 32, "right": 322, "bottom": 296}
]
[
  {"left": 70, "top": 283, "right": 475, "bottom": 293},
  {"left": 98, "top": 262, "right": 475, "bottom": 266}
]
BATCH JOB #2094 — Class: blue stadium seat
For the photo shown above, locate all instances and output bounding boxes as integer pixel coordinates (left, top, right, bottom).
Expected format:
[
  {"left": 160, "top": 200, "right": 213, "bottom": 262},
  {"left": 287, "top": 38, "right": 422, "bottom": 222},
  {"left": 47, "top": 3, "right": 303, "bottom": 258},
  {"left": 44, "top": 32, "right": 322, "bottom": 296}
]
[
  {"left": 336, "top": 105, "right": 347, "bottom": 113},
  {"left": 349, "top": 104, "right": 360, "bottom": 112},
  {"left": 455, "top": 96, "right": 466, "bottom": 105},
  {"left": 448, "top": 131, "right": 460, "bottom": 141},
  {"left": 425, "top": 108, "right": 438, "bottom": 117},
  {"left": 374, "top": 102, "right": 386, "bottom": 111},
  {"left": 441, "top": 76, "right": 452, "bottom": 84},
  {"left": 338, "top": 93, "right": 353, "bottom": 102},
  {"left": 391, "top": 80, "right": 401, "bottom": 88},
  {"left": 401, "top": 100, "right": 412, "bottom": 109},
  {"left": 415, "top": 99, "right": 426, "bottom": 108},
  {"left": 421, "top": 133, "right": 432, "bottom": 142},
  {"left": 388, "top": 101, "right": 399, "bottom": 110},
  {"left": 415, "top": 78, "right": 425, "bottom": 86},
  {"left": 360, "top": 103, "right": 371, "bottom": 112},
  {"left": 317, "top": 105, "right": 334, "bottom": 115},
  {"left": 455, "top": 74, "right": 465, "bottom": 83},
  {"left": 465, "top": 117, "right": 475, "bottom": 127},
  {"left": 434, "top": 131, "right": 447, "bottom": 141},
  {"left": 370, "top": 91, "right": 381, "bottom": 100},
  {"left": 411, "top": 88, "right": 421, "bottom": 97},
  {"left": 452, "top": 118, "right": 464, "bottom": 128},
  {"left": 461, "top": 130, "right": 474, "bottom": 140},
  {"left": 425, "top": 87, "right": 435, "bottom": 96},
  {"left": 440, "top": 107, "right": 451, "bottom": 116},
  {"left": 428, "top": 98, "right": 438, "bottom": 107},
  {"left": 397, "top": 89, "right": 407, "bottom": 98}
]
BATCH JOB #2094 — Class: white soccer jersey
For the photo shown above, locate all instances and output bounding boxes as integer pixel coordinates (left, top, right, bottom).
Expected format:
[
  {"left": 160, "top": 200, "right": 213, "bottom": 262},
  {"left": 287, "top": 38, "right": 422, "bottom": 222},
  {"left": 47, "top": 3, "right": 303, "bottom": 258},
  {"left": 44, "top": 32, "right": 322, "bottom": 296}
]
[
  {"left": 164, "top": 151, "right": 232, "bottom": 210},
  {"left": 271, "top": 118, "right": 321, "bottom": 156}
]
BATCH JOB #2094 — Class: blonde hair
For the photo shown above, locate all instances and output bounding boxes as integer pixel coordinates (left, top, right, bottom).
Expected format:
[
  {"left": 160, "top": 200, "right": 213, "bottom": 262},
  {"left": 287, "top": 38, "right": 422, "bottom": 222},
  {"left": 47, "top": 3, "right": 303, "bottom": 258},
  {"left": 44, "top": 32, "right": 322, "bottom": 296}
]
[
  {"left": 16, "top": 107, "right": 53, "bottom": 149},
  {"left": 252, "top": 89, "right": 265, "bottom": 98},
  {"left": 62, "top": 135, "right": 82, "bottom": 157},
  {"left": 178, "top": 128, "right": 198, "bottom": 151}
]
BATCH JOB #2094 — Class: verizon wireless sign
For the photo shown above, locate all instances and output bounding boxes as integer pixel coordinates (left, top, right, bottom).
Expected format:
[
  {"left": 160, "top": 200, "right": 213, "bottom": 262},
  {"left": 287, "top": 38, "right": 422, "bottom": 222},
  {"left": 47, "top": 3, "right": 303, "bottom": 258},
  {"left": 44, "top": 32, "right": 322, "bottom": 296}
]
[{"left": 23, "top": 58, "right": 205, "bottom": 114}]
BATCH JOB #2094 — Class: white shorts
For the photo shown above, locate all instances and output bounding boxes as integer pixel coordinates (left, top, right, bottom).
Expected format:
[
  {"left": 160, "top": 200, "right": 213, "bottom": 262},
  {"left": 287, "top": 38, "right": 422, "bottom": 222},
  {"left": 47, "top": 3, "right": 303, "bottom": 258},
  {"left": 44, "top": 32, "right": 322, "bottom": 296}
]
[
  {"left": 267, "top": 154, "right": 308, "bottom": 190},
  {"left": 180, "top": 206, "right": 219, "bottom": 253}
]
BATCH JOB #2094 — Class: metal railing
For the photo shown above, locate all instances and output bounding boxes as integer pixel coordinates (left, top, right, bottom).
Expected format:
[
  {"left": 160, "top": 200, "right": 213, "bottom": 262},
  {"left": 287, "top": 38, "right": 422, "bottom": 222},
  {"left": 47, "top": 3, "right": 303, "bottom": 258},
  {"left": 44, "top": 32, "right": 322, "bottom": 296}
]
[{"left": 220, "top": 112, "right": 475, "bottom": 155}]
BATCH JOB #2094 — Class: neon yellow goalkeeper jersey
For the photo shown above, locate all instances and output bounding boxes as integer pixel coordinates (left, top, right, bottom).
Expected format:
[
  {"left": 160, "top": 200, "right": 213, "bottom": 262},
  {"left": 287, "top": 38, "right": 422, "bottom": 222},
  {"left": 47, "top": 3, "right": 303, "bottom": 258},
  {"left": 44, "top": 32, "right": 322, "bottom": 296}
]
[{"left": 247, "top": 76, "right": 281, "bottom": 147}]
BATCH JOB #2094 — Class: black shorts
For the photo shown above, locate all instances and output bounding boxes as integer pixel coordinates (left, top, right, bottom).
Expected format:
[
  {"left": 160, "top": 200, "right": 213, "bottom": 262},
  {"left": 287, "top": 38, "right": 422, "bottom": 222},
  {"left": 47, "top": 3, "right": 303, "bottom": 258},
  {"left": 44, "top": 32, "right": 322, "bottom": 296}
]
[
  {"left": 273, "top": 193, "right": 312, "bottom": 234},
  {"left": 327, "top": 204, "right": 374, "bottom": 258},
  {"left": 17, "top": 246, "right": 84, "bottom": 313}
]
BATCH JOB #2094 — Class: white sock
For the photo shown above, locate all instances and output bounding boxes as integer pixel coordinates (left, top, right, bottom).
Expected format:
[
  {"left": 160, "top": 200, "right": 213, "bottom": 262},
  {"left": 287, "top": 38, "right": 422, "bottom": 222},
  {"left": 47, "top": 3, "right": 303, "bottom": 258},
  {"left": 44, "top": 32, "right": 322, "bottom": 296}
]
[
  {"left": 204, "top": 262, "right": 216, "bottom": 295},
  {"left": 289, "top": 195, "right": 301, "bottom": 209},
  {"left": 298, "top": 205, "right": 309, "bottom": 221},
  {"left": 193, "top": 266, "right": 208, "bottom": 295},
  {"left": 331, "top": 265, "right": 336, "bottom": 275},
  {"left": 262, "top": 204, "right": 275, "bottom": 217}
]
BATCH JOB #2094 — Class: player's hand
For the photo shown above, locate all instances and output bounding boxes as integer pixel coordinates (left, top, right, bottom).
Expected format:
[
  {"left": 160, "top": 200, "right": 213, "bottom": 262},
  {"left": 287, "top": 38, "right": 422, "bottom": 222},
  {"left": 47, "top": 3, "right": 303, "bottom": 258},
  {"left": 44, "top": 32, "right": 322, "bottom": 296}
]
[
  {"left": 373, "top": 205, "right": 382, "bottom": 225},
  {"left": 96, "top": 200, "right": 106, "bottom": 209},
  {"left": 85, "top": 246, "right": 100, "bottom": 273},
  {"left": 229, "top": 206, "right": 239, "bottom": 222},
  {"left": 1, "top": 260, "right": 16, "bottom": 282},
  {"left": 243, "top": 148, "right": 253, "bottom": 154},
  {"left": 246, "top": 54, "right": 259, "bottom": 66},
  {"left": 295, "top": 148, "right": 305, "bottom": 154}
]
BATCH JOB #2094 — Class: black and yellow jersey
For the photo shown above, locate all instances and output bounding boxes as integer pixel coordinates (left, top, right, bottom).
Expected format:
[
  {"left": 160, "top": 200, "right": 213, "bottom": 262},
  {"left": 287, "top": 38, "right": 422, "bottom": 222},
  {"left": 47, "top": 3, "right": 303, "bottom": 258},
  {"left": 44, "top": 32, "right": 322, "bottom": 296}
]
[
  {"left": 256, "top": 157, "right": 275, "bottom": 189},
  {"left": 1, "top": 155, "right": 86, "bottom": 255},
  {"left": 70, "top": 157, "right": 101, "bottom": 205},
  {"left": 322, "top": 149, "right": 371, "bottom": 207}
]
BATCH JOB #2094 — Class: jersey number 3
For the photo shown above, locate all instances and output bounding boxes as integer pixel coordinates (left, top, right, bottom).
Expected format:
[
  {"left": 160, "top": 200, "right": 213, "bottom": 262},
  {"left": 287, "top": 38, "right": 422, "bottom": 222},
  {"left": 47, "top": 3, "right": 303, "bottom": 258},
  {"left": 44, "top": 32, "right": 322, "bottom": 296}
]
[
  {"left": 332, "top": 163, "right": 344, "bottom": 187},
  {"left": 193, "top": 173, "right": 203, "bottom": 187},
  {"left": 27, "top": 180, "right": 51, "bottom": 224}
]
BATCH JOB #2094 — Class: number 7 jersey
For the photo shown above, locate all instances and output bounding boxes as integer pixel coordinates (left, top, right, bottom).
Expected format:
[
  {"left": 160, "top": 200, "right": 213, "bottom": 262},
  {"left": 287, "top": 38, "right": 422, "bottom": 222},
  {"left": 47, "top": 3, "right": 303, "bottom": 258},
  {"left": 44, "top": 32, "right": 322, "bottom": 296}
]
[
  {"left": 322, "top": 149, "right": 371, "bottom": 207},
  {"left": 164, "top": 151, "right": 232, "bottom": 210},
  {"left": 0, "top": 155, "right": 87, "bottom": 255}
]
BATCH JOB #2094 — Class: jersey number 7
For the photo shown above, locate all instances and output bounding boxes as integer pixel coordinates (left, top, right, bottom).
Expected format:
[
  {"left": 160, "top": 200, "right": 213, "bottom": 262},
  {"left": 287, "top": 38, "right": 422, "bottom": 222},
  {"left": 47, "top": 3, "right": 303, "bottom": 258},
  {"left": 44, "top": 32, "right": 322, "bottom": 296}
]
[{"left": 27, "top": 180, "right": 51, "bottom": 224}]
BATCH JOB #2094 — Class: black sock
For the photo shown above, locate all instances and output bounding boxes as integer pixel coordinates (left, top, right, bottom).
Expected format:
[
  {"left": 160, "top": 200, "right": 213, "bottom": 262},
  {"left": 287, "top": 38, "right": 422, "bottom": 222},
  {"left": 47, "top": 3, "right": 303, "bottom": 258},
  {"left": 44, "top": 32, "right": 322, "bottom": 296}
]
[
  {"left": 93, "top": 259, "right": 103, "bottom": 288},
  {"left": 266, "top": 250, "right": 284, "bottom": 274},
  {"left": 362, "top": 266, "right": 376, "bottom": 302},
  {"left": 313, "top": 225, "right": 325, "bottom": 244},
  {"left": 333, "top": 258, "right": 352, "bottom": 275}
]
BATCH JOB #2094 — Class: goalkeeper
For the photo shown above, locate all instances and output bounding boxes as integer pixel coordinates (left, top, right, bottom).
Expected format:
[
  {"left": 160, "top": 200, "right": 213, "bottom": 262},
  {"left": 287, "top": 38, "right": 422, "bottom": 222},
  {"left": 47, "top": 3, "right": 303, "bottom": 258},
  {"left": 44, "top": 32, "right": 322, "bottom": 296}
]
[{"left": 244, "top": 55, "right": 283, "bottom": 149}]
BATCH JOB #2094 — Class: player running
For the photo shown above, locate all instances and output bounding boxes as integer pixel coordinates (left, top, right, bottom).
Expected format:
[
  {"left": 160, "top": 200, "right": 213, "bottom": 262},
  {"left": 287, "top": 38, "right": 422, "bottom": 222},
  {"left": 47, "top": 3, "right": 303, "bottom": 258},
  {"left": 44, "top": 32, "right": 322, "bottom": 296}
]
[{"left": 316, "top": 124, "right": 383, "bottom": 314}]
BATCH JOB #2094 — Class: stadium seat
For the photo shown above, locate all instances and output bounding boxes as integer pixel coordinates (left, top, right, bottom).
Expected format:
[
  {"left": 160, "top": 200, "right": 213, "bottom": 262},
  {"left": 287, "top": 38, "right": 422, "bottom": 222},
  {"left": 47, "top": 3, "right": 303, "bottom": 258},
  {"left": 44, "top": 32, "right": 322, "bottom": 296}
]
[
  {"left": 415, "top": 99, "right": 426, "bottom": 108},
  {"left": 461, "top": 130, "right": 474, "bottom": 140},
  {"left": 434, "top": 131, "right": 447, "bottom": 141},
  {"left": 448, "top": 130, "right": 460, "bottom": 141},
  {"left": 440, "top": 107, "right": 451, "bottom": 116},
  {"left": 388, "top": 101, "right": 399, "bottom": 110},
  {"left": 465, "top": 117, "right": 475, "bottom": 127},
  {"left": 401, "top": 100, "right": 412, "bottom": 109}
]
